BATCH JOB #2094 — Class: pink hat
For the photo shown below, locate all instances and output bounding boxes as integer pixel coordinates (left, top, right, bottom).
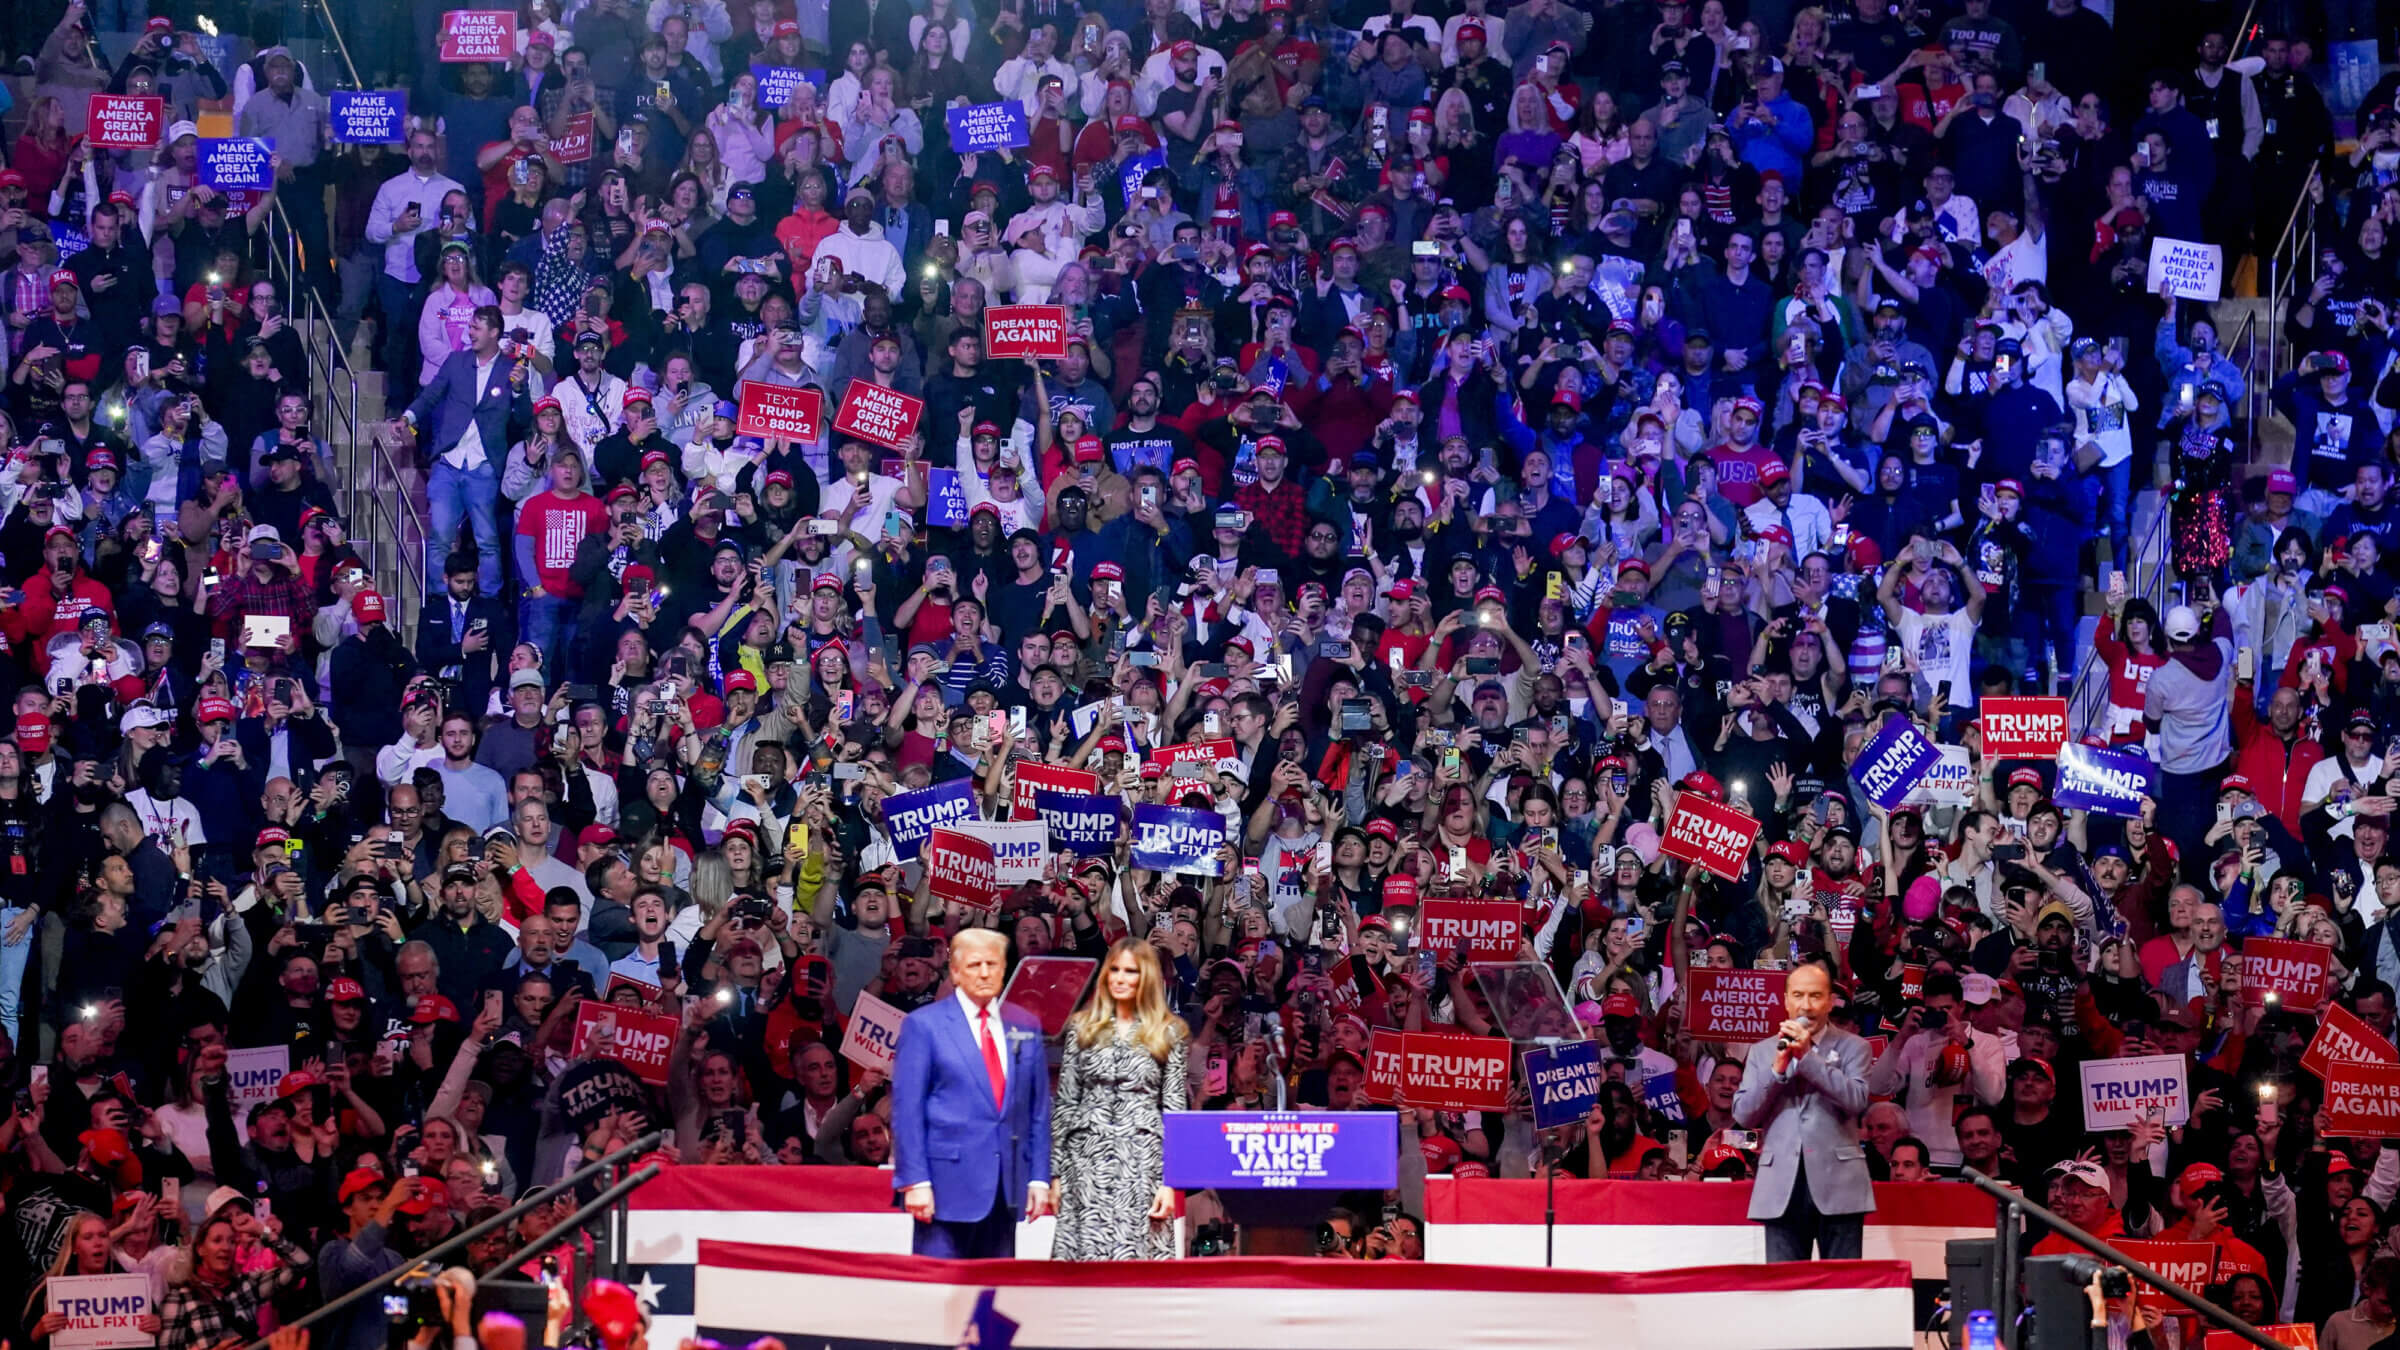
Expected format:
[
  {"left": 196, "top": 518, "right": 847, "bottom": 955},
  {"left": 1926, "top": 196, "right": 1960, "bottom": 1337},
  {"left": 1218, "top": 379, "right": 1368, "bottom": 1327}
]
[{"left": 1903, "top": 874, "right": 1942, "bottom": 923}]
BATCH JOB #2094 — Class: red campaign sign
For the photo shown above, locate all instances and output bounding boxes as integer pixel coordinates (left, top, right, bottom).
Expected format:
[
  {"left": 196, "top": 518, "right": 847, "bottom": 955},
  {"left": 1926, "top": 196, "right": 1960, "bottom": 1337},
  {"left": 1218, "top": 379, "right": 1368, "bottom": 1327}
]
[
  {"left": 735, "top": 381, "right": 824, "bottom": 442},
  {"left": 2114, "top": 1241, "right": 2222, "bottom": 1311},
  {"left": 1399, "top": 1030, "right": 1511, "bottom": 1113},
  {"left": 570, "top": 1003, "right": 677, "bottom": 1085},
  {"left": 925, "top": 826, "right": 999, "bottom": 911},
  {"left": 833, "top": 382, "right": 924, "bottom": 450},
  {"left": 86, "top": 94, "right": 163, "bottom": 150},
  {"left": 2302, "top": 1003, "right": 2400, "bottom": 1079},
  {"left": 1980, "top": 696, "right": 2070, "bottom": 760},
  {"left": 985, "top": 305, "right": 1069, "bottom": 359},
  {"left": 549, "top": 112, "right": 593, "bottom": 164},
  {"left": 1365, "top": 1029, "right": 1406, "bottom": 1104},
  {"left": 1898, "top": 964, "right": 1925, "bottom": 1003},
  {"left": 1685, "top": 967, "right": 1787, "bottom": 1042},
  {"left": 2205, "top": 1327, "right": 2319, "bottom": 1350},
  {"left": 1011, "top": 761, "right": 1101, "bottom": 820},
  {"left": 998, "top": 955, "right": 1098, "bottom": 1038},
  {"left": 2324, "top": 1060, "right": 2400, "bottom": 1139},
  {"left": 440, "top": 10, "right": 517, "bottom": 61},
  {"left": 1416, "top": 900, "right": 1523, "bottom": 963},
  {"left": 2241, "top": 937, "right": 2332, "bottom": 1012},
  {"left": 1154, "top": 739, "right": 1238, "bottom": 772},
  {"left": 1661, "top": 795, "right": 1761, "bottom": 880}
]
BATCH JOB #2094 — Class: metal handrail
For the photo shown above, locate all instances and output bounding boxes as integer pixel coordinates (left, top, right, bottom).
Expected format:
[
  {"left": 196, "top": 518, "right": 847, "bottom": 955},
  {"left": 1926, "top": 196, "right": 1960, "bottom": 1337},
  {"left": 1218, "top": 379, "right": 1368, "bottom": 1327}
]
[
  {"left": 263, "top": 196, "right": 427, "bottom": 629},
  {"left": 304, "top": 0, "right": 366, "bottom": 90},
  {"left": 2064, "top": 502, "right": 2173, "bottom": 731},
  {"left": 2264, "top": 163, "right": 2323, "bottom": 398},
  {"left": 480, "top": 1164, "right": 662, "bottom": 1278},
  {"left": 1960, "top": 1168, "right": 2289, "bottom": 1350},
  {"left": 231, "top": 1131, "right": 667, "bottom": 1350}
]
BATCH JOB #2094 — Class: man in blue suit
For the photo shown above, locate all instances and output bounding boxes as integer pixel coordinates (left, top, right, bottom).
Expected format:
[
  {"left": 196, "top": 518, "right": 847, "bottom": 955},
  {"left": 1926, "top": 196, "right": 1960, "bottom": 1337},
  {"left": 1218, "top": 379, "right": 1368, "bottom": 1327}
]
[
  {"left": 390, "top": 307, "right": 530, "bottom": 598},
  {"left": 890, "top": 928, "right": 1054, "bottom": 1258}
]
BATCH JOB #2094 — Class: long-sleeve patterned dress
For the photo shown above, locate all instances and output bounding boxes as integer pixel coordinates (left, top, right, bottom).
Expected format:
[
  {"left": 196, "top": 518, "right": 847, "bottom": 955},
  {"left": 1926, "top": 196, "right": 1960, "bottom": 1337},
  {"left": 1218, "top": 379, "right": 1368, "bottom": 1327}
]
[{"left": 1049, "top": 1020, "right": 1187, "bottom": 1261}]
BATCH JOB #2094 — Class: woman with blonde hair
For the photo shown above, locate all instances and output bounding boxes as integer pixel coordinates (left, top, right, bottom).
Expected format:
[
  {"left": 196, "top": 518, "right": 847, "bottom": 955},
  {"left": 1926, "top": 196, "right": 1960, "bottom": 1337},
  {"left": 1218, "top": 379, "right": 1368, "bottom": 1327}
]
[
  {"left": 20, "top": 1211, "right": 162, "bottom": 1349},
  {"left": 1050, "top": 937, "right": 1187, "bottom": 1260}
]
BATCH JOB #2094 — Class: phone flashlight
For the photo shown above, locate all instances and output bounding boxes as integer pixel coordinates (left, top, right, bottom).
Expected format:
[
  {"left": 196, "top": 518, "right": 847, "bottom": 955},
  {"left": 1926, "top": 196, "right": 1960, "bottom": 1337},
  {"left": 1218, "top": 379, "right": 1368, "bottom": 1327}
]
[{"left": 715, "top": 987, "right": 734, "bottom": 1005}]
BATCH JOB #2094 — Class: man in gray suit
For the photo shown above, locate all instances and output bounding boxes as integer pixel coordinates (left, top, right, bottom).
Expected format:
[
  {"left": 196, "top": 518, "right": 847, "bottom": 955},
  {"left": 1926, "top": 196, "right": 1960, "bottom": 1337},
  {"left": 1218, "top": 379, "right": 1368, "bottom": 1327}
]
[
  {"left": 389, "top": 306, "right": 530, "bottom": 599},
  {"left": 1733, "top": 956, "right": 1876, "bottom": 1260}
]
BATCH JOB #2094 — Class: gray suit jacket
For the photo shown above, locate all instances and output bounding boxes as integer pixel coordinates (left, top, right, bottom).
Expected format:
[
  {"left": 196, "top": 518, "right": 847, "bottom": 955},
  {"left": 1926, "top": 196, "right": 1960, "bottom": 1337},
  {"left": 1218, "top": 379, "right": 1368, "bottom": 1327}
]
[{"left": 1732, "top": 1025, "right": 1877, "bottom": 1221}]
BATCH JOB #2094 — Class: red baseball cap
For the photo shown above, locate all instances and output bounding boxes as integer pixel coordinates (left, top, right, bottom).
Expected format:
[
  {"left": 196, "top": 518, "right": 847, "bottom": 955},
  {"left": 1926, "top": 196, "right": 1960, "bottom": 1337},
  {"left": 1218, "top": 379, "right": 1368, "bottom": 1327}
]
[
  {"left": 410, "top": 995, "right": 461, "bottom": 1025},
  {"left": 12, "top": 713, "right": 49, "bottom": 752},
  {"left": 197, "top": 697, "right": 237, "bottom": 724}
]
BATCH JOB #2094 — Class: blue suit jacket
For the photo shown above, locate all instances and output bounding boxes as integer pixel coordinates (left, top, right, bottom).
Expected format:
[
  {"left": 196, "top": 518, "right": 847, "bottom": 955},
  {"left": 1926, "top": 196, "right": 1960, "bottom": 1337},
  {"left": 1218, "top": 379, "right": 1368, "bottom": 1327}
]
[
  {"left": 405, "top": 348, "right": 530, "bottom": 464},
  {"left": 890, "top": 996, "right": 1053, "bottom": 1223}
]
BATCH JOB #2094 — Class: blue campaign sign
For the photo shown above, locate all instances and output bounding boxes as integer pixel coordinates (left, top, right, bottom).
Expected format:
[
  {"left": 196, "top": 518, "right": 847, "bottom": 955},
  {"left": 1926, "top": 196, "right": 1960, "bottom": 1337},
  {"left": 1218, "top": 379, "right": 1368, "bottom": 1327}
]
[
  {"left": 1131, "top": 803, "right": 1226, "bottom": 873},
  {"left": 330, "top": 91, "right": 408, "bottom": 144},
  {"left": 1034, "top": 787, "right": 1122, "bottom": 856},
  {"left": 1642, "top": 1073, "right": 1687, "bottom": 1123},
  {"left": 198, "top": 137, "right": 276, "bottom": 191},
  {"left": 1163, "top": 1111, "right": 1398, "bottom": 1190},
  {"left": 1117, "top": 148, "right": 1166, "bottom": 206},
  {"left": 1851, "top": 714, "right": 1941, "bottom": 810},
  {"left": 1525, "top": 1041, "right": 1602, "bottom": 1130},
  {"left": 945, "top": 100, "right": 1030, "bottom": 153},
  {"left": 750, "top": 65, "right": 820, "bottom": 109},
  {"left": 2051, "top": 742, "right": 2158, "bottom": 819},
  {"left": 882, "top": 778, "right": 979, "bottom": 861},
  {"left": 49, "top": 220, "right": 89, "bottom": 260},
  {"left": 926, "top": 466, "right": 967, "bottom": 527}
]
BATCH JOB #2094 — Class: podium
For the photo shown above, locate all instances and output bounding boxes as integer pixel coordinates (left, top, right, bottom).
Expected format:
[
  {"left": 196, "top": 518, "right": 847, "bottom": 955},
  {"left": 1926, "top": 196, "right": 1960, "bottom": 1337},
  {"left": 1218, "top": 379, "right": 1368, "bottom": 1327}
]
[{"left": 1164, "top": 1111, "right": 1399, "bottom": 1256}]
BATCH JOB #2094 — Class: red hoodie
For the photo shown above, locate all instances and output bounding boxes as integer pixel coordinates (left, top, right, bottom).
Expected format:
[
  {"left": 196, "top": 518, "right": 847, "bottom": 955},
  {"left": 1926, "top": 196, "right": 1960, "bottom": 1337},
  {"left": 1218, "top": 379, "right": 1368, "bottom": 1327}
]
[{"left": 2, "top": 566, "right": 114, "bottom": 673}]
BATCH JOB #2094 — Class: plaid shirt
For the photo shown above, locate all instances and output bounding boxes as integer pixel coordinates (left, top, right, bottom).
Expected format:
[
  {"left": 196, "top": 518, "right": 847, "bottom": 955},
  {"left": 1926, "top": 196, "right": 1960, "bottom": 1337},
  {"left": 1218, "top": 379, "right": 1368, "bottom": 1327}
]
[
  {"left": 1234, "top": 475, "right": 1310, "bottom": 557},
  {"left": 208, "top": 564, "right": 315, "bottom": 630},
  {"left": 157, "top": 1234, "right": 311, "bottom": 1350}
]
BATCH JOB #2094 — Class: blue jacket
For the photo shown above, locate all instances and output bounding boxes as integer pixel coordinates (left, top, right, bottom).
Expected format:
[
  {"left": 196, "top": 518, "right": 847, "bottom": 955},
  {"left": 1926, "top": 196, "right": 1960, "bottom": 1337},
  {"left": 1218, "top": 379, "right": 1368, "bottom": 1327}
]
[
  {"left": 405, "top": 347, "right": 532, "bottom": 466},
  {"left": 890, "top": 995, "right": 1053, "bottom": 1223},
  {"left": 1728, "top": 93, "right": 1813, "bottom": 186}
]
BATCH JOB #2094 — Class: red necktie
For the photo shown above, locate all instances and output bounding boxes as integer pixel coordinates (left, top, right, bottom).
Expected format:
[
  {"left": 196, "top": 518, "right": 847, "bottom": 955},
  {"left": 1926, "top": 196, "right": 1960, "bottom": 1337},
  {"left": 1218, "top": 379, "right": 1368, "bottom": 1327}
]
[{"left": 978, "top": 1006, "right": 1006, "bottom": 1108}]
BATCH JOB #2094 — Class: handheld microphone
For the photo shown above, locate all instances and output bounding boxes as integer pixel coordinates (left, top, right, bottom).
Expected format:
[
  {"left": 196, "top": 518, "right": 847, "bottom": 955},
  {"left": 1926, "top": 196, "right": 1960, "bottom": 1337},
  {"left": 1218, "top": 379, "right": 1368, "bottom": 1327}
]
[{"left": 1777, "top": 1014, "right": 1812, "bottom": 1050}]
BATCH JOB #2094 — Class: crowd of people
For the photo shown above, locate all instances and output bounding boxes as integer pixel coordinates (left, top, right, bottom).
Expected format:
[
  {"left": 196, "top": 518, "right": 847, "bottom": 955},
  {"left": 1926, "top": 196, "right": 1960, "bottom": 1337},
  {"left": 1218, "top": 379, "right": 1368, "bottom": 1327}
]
[{"left": 0, "top": 0, "right": 2397, "bottom": 1337}]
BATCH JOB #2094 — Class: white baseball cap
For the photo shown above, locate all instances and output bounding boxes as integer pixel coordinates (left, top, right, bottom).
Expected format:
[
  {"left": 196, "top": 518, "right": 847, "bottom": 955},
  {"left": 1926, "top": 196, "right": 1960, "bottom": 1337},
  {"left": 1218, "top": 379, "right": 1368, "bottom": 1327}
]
[{"left": 2163, "top": 604, "right": 2200, "bottom": 642}]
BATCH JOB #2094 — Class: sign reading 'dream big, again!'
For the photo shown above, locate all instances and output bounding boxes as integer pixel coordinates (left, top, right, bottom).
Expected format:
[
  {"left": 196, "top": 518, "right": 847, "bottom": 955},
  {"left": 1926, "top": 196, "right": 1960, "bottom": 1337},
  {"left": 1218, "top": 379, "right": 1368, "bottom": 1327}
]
[
  {"left": 1661, "top": 795, "right": 1760, "bottom": 879},
  {"left": 1163, "top": 1112, "right": 1399, "bottom": 1190},
  {"left": 1685, "top": 968, "right": 1786, "bottom": 1041},
  {"left": 1980, "top": 697, "right": 2069, "bottom": 759},
  {"left": 440, "top": 10, "right": 517, "bottom": 60},
  {"left": 85, "top": 95, "right": 162, "bottom": 150},
  {"left": 1524, "top": 1040, "right": 1603, "bottom": 1131},
  {"left": 985, "top": 305, "right": 1069, "bottom": 359},
  {"left": 833, "top": 382, "right": 923, "bottom": 449},
  {"left": 2324, "top": 1060, "right": 2400, "bottom": 1138},
  {"left": 735, "top": 382, "right": 822, "bottom": 441}
]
